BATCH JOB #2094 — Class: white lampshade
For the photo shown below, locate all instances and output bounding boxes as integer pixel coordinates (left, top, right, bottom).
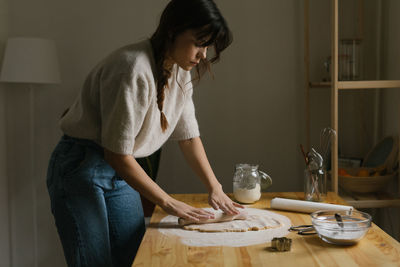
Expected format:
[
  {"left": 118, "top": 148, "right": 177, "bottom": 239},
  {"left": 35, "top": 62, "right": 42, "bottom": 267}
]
[{"left": 0, "top": 37, "right": 61, "bottom": 84}]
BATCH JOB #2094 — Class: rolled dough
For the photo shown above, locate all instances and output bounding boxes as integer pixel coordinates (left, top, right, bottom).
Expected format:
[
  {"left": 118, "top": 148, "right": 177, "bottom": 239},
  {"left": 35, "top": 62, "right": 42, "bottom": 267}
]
[
  {"left": 178, "top": 210, "right": 248, "bottom": 226},
  {"left": 181, "top": 209, "right": 282, "bottom": 232},
  {"left": 158, "top": 208, "right": 292, "bottom": 247}
]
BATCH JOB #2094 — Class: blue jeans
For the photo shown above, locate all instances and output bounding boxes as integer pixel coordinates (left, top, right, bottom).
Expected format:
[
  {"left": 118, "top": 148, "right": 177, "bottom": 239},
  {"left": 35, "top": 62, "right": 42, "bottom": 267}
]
[{"left": 47, "top": 135, "right": 146, "bottom": 267}]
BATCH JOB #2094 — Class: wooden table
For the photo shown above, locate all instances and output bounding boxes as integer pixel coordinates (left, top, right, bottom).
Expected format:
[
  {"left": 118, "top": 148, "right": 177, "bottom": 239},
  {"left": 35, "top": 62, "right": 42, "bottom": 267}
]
[{"left": 132, "top": 192, "right": 400, "bottom": 266}]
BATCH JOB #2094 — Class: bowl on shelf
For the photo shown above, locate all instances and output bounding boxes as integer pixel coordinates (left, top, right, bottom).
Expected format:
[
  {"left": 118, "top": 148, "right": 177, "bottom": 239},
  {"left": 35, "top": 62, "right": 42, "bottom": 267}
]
[
  {"left": 338, "top": 167, "right": 396, "bottom": 193},
  {"left": 337, "top": 135, "right": 399, "bottom": 194},
  {"left": 311, "top": 210, "right": 371, "bottom": 245}
]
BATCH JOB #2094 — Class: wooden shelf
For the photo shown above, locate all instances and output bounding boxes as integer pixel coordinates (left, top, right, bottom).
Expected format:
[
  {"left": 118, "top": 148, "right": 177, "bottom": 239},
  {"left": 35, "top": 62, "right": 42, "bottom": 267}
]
[
  {"left": 309, "top": 80, "right": 400, "bottom": 89},
  {"left": 339, "top": 80, "right": 400, "bottom": 89},
  {"left": 340, "top": 190, "right": 400, "bottom": 209},
  {"left": 304, "top": 0, "right": 400, "bottom": 209}
]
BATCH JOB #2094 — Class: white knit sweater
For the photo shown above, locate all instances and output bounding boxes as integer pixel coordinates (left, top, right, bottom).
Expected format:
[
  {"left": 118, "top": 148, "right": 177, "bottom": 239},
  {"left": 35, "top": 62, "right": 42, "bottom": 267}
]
[{"left": 60, "top": 39, "right": 200, "bottom": 157}]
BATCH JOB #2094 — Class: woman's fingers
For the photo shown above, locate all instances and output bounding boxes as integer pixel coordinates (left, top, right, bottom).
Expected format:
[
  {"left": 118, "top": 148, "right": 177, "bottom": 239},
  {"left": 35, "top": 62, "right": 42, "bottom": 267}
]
[
  {"left": 185, "top": 214, "right": 200, "bottom": 222},
  {"left": 218, "top": 203, "right": 232, "bottom": 215},
  {"left": 210, "top": 200, "right": 219, "bottom": 210},
  {"left": 181, "top": 206, "right": 215, "bottom": 222},
  {"left": 208, "top": 190, "right": 245, "bottom": 215},
  {"left": 162, "top": 198, "right": 209, "bottom": 221},
  {"left": 195, "top": 208, "right": 215, "bottom": 219},
  {"left": 187, "top": 213, "right": 210, "bottom": 222},
  {"left": 164, "top": 197, "right": 245, "bottom": 221},
  {"left": 233, "top": 202, "right": 245, "bottom": 209},
  {"left": 198, "top": 207, "right": 214, "bottom": 214},
  {"left": 223, "top": 203, "right": 240, "bottom": 215},
  {"left": 201, "top": 210, "right": 215, "bottom": 217},
  {"left": 221, "top": 200, "right": 246, "bottom": 215},
  {"left": 187, "top": 210, "right": 208, "bottom": 218}
]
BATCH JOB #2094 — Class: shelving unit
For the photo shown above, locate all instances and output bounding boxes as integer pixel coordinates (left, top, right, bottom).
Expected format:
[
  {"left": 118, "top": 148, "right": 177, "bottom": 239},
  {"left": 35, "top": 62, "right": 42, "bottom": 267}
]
[{"left": 304, "top": 0, "right": 400, "bottom": 208}]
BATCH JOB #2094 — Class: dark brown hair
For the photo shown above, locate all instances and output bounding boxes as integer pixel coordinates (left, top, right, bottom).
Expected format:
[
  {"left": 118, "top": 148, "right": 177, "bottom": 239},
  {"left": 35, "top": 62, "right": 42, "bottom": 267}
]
[{"left": 150, "top": 0, "right": 233, "bottom": 131}]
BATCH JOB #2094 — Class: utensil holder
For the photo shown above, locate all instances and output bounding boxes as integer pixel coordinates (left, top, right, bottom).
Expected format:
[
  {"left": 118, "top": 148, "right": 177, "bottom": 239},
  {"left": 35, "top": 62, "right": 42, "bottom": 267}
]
[{"left": 304, "top": 168, "right": 327, "bottom": 202}]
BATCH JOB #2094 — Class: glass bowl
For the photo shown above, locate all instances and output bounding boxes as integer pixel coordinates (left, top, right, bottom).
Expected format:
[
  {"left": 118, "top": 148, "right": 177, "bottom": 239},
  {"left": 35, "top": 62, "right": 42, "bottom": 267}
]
[{"left": 311, "top": 210, "right": 371, "bottom": 245}]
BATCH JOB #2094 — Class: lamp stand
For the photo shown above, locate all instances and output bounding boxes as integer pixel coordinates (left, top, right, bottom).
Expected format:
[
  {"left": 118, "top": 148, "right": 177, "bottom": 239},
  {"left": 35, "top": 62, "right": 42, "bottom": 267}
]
[{"left": 29, "top": 84, "right": 38, "bottom": 267}]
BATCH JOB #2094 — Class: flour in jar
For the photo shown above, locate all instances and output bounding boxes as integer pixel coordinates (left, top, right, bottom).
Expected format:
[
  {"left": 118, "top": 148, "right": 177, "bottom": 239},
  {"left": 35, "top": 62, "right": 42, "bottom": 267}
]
[{"left": 233, "top": 183, "right": 261, "bottom": 203}]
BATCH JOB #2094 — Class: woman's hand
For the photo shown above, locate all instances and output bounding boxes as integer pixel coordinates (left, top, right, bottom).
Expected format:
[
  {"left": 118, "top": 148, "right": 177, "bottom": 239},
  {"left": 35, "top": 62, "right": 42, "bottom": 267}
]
[
  {"left": 177, "top": 137, "right": 244, "bottom": 215},
  {"left": 208, "top": 186, "right": 244, "bottom": 215},
  {"left": 161, "top": 197, "right": 215, "bottom": 222}
]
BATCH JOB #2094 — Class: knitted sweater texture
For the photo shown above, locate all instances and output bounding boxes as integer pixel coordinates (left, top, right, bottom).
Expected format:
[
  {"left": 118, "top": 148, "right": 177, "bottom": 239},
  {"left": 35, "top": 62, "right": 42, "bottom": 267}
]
[{"left": 60, "top": 39, "right": 200, "bottom": 157}]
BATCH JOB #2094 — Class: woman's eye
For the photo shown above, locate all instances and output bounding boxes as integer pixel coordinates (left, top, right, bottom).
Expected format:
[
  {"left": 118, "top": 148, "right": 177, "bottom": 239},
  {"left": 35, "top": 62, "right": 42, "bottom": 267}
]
[{"left": 195, "top": 40, "right": 208, "bottom": 47}]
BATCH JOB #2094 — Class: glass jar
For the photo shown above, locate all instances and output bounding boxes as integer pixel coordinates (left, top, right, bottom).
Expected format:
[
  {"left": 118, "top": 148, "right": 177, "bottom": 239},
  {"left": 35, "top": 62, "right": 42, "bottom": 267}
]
[
  {"left": 233, "top": 164, "right": 272, "bottom": 204},
  {"left": 339, "top": 39, "right": 363, "bottom": 81},
  {"left": 304, "top": 167, "right": 327, "bottom": 202}
]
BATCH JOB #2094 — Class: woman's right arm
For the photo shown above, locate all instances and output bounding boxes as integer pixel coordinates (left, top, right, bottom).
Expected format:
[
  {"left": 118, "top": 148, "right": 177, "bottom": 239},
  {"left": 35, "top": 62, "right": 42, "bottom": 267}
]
[{"left": 104, "top": 148, "right": 214, "bottom": 221}]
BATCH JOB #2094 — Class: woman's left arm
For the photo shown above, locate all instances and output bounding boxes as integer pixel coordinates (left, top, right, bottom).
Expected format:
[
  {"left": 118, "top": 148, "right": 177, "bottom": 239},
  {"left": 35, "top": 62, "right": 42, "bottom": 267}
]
[{"left": 178, "top": 137, "right": 244, "bottom": 215}]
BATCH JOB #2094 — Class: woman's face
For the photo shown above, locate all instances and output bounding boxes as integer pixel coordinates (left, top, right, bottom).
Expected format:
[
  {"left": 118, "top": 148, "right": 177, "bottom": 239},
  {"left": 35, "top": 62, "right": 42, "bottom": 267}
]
[{"left": 168, "top": 30, "right": 209, "bottom": 71}]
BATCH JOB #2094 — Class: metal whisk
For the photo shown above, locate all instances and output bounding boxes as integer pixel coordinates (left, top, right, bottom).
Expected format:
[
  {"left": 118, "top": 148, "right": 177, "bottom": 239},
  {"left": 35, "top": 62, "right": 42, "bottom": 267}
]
[{"left": 320, "top": 127, "right": 337, "bottom": 168}]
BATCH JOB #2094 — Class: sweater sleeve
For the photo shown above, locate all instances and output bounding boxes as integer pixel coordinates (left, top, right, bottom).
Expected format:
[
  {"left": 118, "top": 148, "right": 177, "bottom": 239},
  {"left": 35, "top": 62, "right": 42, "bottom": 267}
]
[
  {"left": 170, "top": 82, "right": 200, "bottom": 141},
  {"left": 100, "top": 69, "right": 150, "bottom": 155}
]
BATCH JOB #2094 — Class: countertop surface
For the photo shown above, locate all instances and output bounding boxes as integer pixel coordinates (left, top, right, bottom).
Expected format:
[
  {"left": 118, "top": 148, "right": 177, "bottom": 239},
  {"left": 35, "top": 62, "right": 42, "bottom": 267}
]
[{"left": 132, "top": 192, "right": 400, "bottom": 267}]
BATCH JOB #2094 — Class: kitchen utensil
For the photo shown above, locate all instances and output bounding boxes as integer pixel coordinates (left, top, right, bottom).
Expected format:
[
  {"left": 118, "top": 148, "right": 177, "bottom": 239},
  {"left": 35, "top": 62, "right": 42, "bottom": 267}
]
[
  {"left": 289, "top": 225, "right": 316, "bottom": 235},
  {"left": 307, "top": 148, "right": 323, "bottom": 170},
  {"left": 270, "top": 197, "right": 353, "bottom": 213},
  {"left": 320, "top": 127, "right": 337, "bottom": 168},
  {"left": 334, "top": 213, "right": 344, "bottom": 228},
  {"left": 304, "top": 167, "right": 326, "bottom": 202},
  {"left": 271, "top": 237, "right": 293, "bottom": 251},
  {"left": 305, "top": 148, "right": 326, "bottom": 201}
]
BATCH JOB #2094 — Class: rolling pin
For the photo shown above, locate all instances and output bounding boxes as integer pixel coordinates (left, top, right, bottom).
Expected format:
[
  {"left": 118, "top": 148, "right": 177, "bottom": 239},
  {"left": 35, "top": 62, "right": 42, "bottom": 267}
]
[{"left": 270, "top": 197, "right": 353, "bottom": 213}]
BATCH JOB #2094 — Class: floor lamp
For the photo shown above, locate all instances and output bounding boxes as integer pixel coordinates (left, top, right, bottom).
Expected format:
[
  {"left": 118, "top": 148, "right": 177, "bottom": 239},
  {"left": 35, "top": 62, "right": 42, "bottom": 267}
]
[{"left": 0, "top": 37, "right": 61, "bottom": 265}]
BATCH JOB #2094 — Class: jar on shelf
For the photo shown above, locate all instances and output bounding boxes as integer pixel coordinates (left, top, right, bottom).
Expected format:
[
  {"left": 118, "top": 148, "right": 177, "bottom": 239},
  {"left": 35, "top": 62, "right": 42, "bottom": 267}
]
[{"left": 339, "top": 38, "right": 363, "bottom": 81}]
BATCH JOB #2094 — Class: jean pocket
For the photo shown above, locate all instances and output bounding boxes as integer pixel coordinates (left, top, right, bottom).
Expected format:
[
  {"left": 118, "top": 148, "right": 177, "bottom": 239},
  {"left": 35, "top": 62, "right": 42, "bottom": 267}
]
[
  {"left": 47, "top": 140, "right": 75, "bottom": 192},
  {"left": 60, "top": 143, "right": 88, "bottom": 178}
]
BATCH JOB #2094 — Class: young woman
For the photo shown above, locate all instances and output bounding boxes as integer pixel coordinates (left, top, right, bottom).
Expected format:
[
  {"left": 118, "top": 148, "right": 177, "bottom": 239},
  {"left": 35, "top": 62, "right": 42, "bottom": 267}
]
[{"left": 46, "top": 0, "right": 243, "bottom": 266}]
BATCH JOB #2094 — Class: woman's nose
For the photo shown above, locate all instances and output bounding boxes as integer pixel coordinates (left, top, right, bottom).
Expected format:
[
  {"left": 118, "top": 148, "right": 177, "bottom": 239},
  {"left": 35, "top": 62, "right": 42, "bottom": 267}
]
[{"left": 198, "top": 47, "right": 207, "bottom": 59}]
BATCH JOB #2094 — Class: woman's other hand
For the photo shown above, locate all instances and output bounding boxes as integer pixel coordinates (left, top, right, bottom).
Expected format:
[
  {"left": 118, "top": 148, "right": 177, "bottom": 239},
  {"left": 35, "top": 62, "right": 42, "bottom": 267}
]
[
  {"left": 161, "top": 197, "right": 215, "bottom": 222},
  {"left": 208, "top": 186, "right": 244, "bottom": 215}
]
